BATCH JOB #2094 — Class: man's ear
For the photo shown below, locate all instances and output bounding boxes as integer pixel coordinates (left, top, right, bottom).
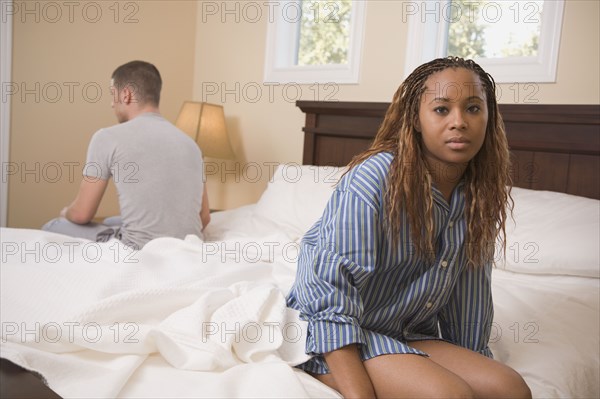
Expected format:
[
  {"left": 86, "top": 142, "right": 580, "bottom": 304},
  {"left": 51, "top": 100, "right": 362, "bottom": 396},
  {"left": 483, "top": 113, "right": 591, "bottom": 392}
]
[{"left": 122, "top": 86, "right": 133, "bottom": 105}]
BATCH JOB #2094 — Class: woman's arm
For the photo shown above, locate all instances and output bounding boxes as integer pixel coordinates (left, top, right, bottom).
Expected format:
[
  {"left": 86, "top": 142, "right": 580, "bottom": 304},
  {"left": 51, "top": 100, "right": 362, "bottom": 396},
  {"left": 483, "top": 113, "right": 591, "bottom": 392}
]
[
  {"left": 290, "top": 160, "right": 388, "bottom": 396},
  {"left": 324, "top": 344, "right": 376, "bottom": 399}
]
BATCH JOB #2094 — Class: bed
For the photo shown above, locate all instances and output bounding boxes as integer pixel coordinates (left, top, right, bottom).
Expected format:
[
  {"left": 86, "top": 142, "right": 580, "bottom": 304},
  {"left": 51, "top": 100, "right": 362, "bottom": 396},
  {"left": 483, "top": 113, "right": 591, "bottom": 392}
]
[{"left": 1, "top": 101, "right": 599, "bottom": 398}]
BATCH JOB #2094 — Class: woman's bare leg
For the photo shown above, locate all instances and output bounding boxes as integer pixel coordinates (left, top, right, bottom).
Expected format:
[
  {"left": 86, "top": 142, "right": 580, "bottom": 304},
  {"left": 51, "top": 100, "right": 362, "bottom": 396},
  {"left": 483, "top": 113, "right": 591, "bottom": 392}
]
[
  {"left": 410, "top": 340, "right": 532, "bottom": 399},
  {"left": 315, "top": 353, "right": 474, "bottom": 399},
  {"left": 313, "top": 340, "right": 531, "bottom": 399}
]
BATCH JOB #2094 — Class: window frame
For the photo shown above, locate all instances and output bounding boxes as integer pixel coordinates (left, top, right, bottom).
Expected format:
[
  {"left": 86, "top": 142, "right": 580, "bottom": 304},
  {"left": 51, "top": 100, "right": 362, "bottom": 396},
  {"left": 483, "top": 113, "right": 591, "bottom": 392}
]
[
  {"left": 264, "top": 0, "right": 367, "bottom": 84},
  {"left": 404, "top": 0, "right": 565, "bottom": 83}
]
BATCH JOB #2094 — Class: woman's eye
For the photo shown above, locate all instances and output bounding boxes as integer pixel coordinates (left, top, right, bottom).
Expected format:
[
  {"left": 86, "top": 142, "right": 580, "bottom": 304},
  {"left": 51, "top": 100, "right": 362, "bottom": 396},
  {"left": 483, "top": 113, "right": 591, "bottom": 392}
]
[
  {"left": 468, "top": 105, "right": 481, "bottom": 113},
  {"left": 434, "top": 107, "right": 448, "bottom": 114}
]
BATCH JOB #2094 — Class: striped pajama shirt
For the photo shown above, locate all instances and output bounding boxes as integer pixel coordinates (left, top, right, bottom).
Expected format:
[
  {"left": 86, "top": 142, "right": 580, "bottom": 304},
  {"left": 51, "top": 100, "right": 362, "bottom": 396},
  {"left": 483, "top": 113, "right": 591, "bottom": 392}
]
[{"left": 286, "top": 151, "right": 493, "bottom": 374}]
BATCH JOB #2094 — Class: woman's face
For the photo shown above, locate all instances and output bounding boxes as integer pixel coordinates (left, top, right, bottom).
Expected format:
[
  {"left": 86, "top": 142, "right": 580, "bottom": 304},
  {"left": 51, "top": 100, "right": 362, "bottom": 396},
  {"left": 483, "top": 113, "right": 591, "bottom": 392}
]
[{"left": 416, "top": 68, "right": 488, "bottom": 179}]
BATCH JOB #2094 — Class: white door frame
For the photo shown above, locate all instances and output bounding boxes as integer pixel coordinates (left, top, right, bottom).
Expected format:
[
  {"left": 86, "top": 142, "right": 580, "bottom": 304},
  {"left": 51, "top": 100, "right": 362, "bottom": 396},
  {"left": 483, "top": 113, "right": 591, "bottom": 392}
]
[{"left": 1, "top": 0, "right": 13, "bottom": 227}]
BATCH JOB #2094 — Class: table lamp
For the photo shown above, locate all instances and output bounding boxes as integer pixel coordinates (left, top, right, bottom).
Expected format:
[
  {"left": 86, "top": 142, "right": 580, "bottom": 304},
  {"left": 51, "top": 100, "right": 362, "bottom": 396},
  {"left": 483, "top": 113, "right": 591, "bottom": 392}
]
[{"left": 175, "top": 101, "right": 235, "bottom": 159}]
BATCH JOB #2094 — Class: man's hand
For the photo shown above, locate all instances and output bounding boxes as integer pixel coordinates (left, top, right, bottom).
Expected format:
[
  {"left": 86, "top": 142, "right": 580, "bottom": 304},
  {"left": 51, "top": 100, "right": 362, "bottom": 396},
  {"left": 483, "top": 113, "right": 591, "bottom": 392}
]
[{"left": 200, "top": 184, "right": 210, "bottom": 230}]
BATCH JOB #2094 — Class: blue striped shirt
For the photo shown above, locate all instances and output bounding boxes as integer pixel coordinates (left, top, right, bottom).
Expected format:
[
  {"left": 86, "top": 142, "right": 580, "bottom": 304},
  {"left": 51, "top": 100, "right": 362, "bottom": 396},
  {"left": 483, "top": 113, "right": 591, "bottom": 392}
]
[{"left": 287, "top": 152, "right": 493, "bottom": 374}]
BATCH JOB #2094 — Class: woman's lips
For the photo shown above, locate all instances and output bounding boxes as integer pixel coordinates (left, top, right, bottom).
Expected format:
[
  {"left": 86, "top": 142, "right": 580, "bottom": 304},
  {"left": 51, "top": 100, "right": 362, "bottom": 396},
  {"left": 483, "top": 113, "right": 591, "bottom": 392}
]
[{"left": 446, "top": 137, "right": 470, "bottom": 150}]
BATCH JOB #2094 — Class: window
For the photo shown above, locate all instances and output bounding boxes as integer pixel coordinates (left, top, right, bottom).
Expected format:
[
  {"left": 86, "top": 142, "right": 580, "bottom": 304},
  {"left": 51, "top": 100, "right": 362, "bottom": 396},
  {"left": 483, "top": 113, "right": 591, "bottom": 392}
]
[
  {"left": 264, "top": 0, "right": 366, "bottom": 84},
  {"left": 404, "top": 0, "right": 564, "bottom": 82}
]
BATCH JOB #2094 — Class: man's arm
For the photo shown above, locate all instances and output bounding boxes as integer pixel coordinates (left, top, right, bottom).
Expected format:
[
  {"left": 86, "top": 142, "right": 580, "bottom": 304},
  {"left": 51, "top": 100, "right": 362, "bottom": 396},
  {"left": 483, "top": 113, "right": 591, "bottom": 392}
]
[
  {"left": 200, "top": 184, "right": 210, "bottom": 230},
  {"left": 61, "top": 177, "right": 109, "bottom": 224}
]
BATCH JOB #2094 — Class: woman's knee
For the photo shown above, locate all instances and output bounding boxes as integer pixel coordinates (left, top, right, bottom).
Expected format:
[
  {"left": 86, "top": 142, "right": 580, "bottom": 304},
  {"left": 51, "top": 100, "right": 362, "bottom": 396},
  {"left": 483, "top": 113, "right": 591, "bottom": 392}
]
[
  {"left": 485, "top": 366, "right": 532, "bottom": 399},
  {"left": 410, "top": 340, "right": 531, "bottom": 399},
  {"left": 384, "top": 375, "right": 474, "bottom": 399},
  {"left": 364, "top": 354, "right": 475, "bottom": 399},
  {"left": 417, "top": 378, "right": 474, "bottom": 399}
]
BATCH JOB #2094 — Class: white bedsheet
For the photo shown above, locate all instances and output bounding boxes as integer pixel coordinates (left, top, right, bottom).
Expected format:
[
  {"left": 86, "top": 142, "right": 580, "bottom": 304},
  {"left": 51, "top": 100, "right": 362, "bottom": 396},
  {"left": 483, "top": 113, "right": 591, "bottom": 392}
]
[
  {"left": 490, "top": 269, "right": 599, "bottom": 398},
  {"left": 0, "top": 225, "right": 338, "bottom": 398},
  {"left": 1, "top": 205, "right": 599, "bottom": 398}
]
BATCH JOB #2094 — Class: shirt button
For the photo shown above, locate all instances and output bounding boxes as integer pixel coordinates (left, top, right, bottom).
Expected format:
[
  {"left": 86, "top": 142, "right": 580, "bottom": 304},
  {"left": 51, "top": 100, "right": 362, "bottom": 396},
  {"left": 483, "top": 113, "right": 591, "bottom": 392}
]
[
  {"left": 448, "top": 221, "right": 454, "bottom": 228},
  {"left": 425, "top": 302, "right": 433, "bottom": 309},
  {"left": 441, "top": 260, "right": 448, "bottom": 268}
]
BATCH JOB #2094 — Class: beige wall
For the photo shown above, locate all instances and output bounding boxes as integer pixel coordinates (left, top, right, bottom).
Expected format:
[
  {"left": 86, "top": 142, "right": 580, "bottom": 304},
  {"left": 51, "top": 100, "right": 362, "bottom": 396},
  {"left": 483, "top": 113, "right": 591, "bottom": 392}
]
[
  {"left": 8, "top": 1, "right": 197, "bottom": 228},
  {"left": 7, "top": 0, "right": 600, "bottom": 225},
  {"left": 194, "top": 0, "right": 600, "bottom": 211}
]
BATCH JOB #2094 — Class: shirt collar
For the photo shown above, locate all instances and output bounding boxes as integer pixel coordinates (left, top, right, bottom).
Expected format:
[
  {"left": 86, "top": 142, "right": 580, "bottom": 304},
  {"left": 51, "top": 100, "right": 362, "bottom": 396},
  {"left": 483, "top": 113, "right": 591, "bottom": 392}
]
[{"left": 431, "top": 180, "right": 465, "bottom": 212}]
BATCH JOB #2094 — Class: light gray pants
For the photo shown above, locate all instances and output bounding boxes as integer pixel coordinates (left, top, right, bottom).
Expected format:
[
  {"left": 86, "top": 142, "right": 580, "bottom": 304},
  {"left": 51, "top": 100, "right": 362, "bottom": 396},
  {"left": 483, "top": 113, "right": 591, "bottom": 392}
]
[{"left": 41, "top": 216, "right": 122, "bottom": 242}]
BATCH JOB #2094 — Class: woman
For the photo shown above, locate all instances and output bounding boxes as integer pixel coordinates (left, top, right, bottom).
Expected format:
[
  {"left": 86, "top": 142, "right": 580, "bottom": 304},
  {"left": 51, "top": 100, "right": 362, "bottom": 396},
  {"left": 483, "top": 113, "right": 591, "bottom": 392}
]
[{"left": 287, "top": 57, "right": 531, "bottom": 398}]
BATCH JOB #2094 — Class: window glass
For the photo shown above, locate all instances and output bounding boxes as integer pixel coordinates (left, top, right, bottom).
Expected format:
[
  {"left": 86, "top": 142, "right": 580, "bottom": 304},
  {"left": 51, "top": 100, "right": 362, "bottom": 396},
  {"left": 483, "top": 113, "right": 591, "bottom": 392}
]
[
  {"left": 297, "top": 0, "right": 353, "bottom": 66},
  {"left": 447, "top": 0, "right": 543, "bottom": 58},
  {"left": 403, "top": 0, "right": 563, "bottom": 82},
  {"left": 264, "top": 0, "right": 365, "bottom": 84}
]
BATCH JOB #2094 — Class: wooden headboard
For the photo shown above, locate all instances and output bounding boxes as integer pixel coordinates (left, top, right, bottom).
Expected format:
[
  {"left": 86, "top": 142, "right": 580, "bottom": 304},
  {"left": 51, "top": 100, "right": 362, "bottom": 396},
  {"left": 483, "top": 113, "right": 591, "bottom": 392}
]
[{"left": 297, "top": 101, "right": 600, "bottom": 200}]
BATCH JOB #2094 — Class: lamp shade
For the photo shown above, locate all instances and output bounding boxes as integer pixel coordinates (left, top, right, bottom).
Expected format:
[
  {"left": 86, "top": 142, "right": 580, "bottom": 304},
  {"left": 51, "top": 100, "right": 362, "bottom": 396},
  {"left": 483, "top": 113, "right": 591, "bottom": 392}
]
[{"left": 175, "top": 101, "right": 235, "bottom": 159}]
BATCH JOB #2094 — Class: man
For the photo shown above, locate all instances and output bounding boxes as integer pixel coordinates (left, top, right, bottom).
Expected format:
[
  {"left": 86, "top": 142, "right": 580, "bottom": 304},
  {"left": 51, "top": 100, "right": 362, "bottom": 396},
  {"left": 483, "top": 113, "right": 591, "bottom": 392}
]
[{"left": 43, "top": 60, "right": 210, "bottom": 249}]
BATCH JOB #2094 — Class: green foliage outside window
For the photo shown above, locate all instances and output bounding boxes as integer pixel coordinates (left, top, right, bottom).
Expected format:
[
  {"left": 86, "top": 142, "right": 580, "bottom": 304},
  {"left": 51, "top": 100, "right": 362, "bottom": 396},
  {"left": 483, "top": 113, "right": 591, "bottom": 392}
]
[
  {"left": 447, "top": 0, "right": 486, "bottom": 58},
  {"left": 447, "top": 0, "right": 541, "bottom": 59},
  {"left": 297, "top": 0, "right": 352, "bottom": 66}
]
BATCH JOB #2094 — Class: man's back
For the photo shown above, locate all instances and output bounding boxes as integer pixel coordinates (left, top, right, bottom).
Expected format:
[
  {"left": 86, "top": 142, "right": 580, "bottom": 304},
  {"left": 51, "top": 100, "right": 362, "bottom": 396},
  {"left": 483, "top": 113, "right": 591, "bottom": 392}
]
[{"left": 86, "top": 112, "right": 204, "bottom": 249}]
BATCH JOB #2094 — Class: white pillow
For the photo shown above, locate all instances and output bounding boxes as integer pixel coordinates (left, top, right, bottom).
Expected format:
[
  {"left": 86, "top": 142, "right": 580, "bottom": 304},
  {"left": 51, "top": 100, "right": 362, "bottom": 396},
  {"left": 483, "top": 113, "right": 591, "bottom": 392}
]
[
  {"left": 498, "top": 187, "right": 599, "bottom": 278},
  {"left": 254, "top": 164, "right": 346, "bottom": 237},
  {"left": 256, "top": 173, "right": 599, "bottom": 278}
]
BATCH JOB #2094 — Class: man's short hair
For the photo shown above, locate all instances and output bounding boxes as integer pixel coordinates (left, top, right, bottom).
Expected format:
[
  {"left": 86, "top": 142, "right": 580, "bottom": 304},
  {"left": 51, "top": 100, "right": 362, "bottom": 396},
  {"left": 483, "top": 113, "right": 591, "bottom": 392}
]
[{"left": 111, "top": 61, "right": 162, "bottom": 106}]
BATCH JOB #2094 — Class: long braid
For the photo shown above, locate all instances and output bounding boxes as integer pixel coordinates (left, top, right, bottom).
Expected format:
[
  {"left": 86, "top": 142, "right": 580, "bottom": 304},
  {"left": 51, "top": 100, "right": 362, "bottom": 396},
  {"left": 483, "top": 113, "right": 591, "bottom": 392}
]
[{"left": 346, "top": 56, "right": 512, "bottom": 267}]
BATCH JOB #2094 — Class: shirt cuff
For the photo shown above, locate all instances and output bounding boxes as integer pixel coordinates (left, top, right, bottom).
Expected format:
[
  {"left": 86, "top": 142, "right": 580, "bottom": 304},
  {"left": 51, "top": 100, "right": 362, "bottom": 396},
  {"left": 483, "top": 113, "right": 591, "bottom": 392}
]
[{"left": 305, "top": 319, "right": 365, "bottom": 355}]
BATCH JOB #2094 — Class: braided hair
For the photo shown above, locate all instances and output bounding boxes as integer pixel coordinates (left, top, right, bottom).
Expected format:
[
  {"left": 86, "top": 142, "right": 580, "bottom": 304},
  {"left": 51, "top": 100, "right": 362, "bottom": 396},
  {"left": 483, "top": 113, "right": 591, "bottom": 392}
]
[{"left": 347, "top": 57, "right": 512, "bottom": 267}]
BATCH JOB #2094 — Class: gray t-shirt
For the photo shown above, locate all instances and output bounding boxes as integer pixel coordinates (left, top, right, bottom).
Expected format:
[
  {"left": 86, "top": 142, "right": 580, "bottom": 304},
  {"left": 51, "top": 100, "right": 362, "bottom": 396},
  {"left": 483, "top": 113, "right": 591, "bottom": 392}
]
[{"left": 85, "top": 112, "right": 204, "bottom": 249}]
